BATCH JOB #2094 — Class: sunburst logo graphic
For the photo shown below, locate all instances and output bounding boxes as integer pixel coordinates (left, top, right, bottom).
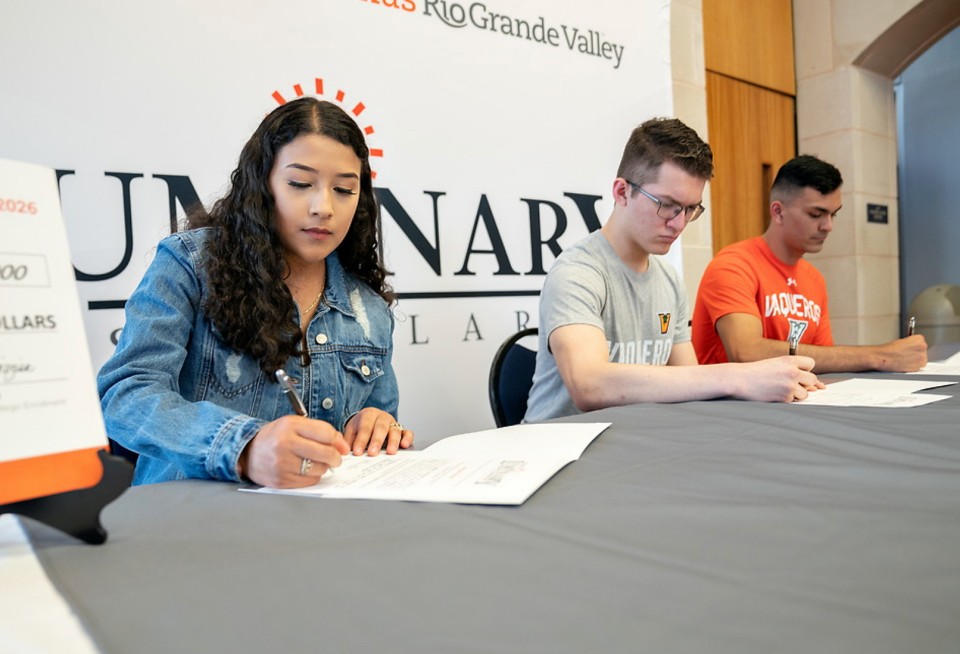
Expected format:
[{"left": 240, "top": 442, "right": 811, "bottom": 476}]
[{"left": 271, "top": 78, "right": 384, "bottom": 179}]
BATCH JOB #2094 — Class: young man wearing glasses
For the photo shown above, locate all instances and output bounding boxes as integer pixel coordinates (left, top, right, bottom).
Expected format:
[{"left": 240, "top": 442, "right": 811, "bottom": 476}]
[
  {"left": 523, "top": 118, "right": 822, "bottom": 422},
  {"left": 691, "top": 155, "right": 927, "bottom": 372}
]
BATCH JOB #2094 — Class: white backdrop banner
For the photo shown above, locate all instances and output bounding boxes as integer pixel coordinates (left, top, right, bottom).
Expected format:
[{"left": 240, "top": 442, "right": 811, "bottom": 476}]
[{"left": 1, "top": 0, "right": 674, "bottom": 439}]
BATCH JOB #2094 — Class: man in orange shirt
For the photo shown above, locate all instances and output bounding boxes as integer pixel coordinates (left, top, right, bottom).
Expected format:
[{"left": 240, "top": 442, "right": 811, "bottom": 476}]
[{"left": 692, "top": 155, "right": 927, "bottom": 373}]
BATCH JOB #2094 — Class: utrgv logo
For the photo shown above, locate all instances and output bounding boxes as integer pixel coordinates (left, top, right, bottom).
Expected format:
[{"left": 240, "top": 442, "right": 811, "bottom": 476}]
[
  {"left": 658, "top": 313, "right": 671, "bottom": 334},
  {"left": 359, "top": 0, "right": 417, "bottom": 13},
  {"left": 787, "top": 319, "right": 808, "bottom": 344},
  {"left": 270, "top": 77, "right": 384, "bottom": 179}
]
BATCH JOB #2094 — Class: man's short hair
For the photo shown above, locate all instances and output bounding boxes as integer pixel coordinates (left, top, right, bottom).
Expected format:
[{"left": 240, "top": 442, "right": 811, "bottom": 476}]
[
  {"left": 771, "top": 155, "right": 843, "bottom": 198},
  {"left": 616, "top": 117, "right": 713, "bottom": 187}
]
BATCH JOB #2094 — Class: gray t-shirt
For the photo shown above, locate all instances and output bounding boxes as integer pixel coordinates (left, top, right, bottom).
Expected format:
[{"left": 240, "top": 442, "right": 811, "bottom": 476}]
[{"left": 524, "top": 231, "right": 691, "bottom": 422}]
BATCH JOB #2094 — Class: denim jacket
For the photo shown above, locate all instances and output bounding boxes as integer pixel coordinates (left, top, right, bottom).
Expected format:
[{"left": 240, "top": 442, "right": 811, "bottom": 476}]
[{"left": 97, "top": 228, "right": 400, "bottom": 485}]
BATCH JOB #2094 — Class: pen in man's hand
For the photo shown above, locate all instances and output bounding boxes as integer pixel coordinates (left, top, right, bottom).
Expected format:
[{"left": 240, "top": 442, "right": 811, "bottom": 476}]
[
  {"left": 907, "top": 315, "right": 916, "bottom": 336},
  {"left": 788, "top": 334, "right": 798, "bottom": 356},
  {"left": 275, "top": 369, "right": 307, "bottom": 416}
]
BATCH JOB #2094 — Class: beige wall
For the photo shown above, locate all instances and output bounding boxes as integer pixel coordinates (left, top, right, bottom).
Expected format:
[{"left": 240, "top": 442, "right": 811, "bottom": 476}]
[
  {"left": 793, "top": 0, "right": 919, "bottom": 345},
  {"left": 670, "top": 0, "right": 713, "bottom": 306},
  {"left": 672, "top": 0, "right": 947, "bottom": 345}
]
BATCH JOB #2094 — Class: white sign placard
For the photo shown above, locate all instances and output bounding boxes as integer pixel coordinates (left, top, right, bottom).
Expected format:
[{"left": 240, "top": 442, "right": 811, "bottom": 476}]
[{"left": 0, "top": 159, "right": 108, "bottom": 463}]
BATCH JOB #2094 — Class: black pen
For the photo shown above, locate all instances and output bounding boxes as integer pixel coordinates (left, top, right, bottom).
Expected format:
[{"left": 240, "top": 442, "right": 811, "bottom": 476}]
[
  {"left": 907, "top": 316, "right": 916, "bottom": 336},
  {"left": 276, "top": 369, "right": 332, "bottom": 477},
  {"left": 275, "top": 369, "right": 307, "bottom": 416},
  {"left": 788, "top": 334, "right": 798, "bottom": 356}
]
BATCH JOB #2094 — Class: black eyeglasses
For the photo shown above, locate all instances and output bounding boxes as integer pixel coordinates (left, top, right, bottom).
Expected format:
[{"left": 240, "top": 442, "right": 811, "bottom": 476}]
[{"left": 624, "top": 179, "right": 705, "bottom": 223}]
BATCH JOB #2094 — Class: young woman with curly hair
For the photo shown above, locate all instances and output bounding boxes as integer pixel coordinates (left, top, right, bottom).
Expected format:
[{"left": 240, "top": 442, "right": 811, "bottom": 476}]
[{"left": 98, "top": 97, "right": 413, "bottom": 488}]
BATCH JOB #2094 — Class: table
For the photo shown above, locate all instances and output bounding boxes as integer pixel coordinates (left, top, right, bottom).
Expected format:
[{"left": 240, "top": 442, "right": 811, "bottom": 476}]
[{"left": 23, "top": 367, "right": 960, "bottom": 653}]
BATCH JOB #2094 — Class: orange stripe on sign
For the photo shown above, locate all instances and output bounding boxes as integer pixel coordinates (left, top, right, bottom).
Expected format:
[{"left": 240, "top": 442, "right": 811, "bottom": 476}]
[
  {"left": 315, "top": 78, "right": 324, "bottom": 95},
  {"left": 352, "top": 102, "right": 365, "bottom": 116},
  {"left": 272, "top": 91, "right": 286, "bottom": 105},
  {"left": 294, "top": 84, "right": 304, "bottom": 96},
  {"left": 371, "top": 171, "right": 378, "bottom": 180},
  {"left": 370, "top": 148, "right": 384, "bottom": 157},
  {"left": 364, "top": 126, "right": 375, "bottom": 135},
  {"left": 335, "top": 90, "right": 345, "bottom": 102},
  {"left": 0, "top": 446, "right": 107, "bottom": 505}
]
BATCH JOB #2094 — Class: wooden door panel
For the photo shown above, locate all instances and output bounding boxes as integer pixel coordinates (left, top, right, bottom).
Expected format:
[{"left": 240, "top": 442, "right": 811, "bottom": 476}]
[
  {"left": 706, "top": 72, "right": 796, "bottom": 253},
  {"left": 703, "top": 0, "right": 796, "bottom": 95}
]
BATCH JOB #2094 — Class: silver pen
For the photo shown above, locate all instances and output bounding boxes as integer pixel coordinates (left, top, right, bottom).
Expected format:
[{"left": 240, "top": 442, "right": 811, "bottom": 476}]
[
  {"left": 275, "top": 369, "right": 307, "bottom": 416},
  {"left": 907, "top": 316, "right": 916, "bottom": 336},
  {"left": 788, "top": 334, "right": 799, "bottom": 356}
]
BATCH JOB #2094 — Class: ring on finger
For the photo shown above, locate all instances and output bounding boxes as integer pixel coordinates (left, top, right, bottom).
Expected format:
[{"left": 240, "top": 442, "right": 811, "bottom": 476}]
[
  {"left": 299, "top": 458, "right": 313, "bottom": 476},
  {"left": 389, "top": 422, "right": 404, "bottom": 431}
]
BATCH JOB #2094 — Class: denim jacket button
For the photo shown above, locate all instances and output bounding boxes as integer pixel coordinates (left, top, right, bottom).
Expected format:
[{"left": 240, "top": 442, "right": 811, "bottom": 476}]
[
  {"left": 315, "top": 333, "right": 328, "bottom": 345},
  {"left": 321, "top": 397, "right": 334, "bottom": 410},
  {"left": 361, "top": 364, "right": 371, "bottom": 376}
]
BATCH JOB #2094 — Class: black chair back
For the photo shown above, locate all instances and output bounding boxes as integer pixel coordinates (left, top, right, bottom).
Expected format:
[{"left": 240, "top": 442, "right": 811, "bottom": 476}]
[{"left": 488, "top": 327, "right": 539, "bottom": 427}]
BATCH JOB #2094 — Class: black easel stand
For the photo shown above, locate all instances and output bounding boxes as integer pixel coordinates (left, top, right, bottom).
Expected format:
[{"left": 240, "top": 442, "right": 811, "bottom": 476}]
[{"left": 0, "top": 450, "right": 134, "bottom": 545}]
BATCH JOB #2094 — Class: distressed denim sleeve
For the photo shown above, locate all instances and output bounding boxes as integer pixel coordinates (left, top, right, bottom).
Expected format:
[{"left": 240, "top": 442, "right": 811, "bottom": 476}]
[{"left": 96, "top": 234, "right": 262, "bottom": 483}]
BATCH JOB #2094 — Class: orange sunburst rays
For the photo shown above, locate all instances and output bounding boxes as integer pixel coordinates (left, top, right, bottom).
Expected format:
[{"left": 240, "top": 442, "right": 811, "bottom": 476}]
[{"left": 271, "top": 78, "right": 383, "bottom": 179}]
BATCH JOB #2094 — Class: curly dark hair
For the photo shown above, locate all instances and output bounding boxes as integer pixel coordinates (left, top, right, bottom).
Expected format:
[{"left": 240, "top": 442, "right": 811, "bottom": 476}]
[{"left": 187, "top": 97, "right": 393, "bottom": 376}]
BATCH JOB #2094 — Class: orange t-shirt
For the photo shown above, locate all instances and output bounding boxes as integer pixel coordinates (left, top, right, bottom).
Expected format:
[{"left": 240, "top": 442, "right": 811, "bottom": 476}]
[{"left": 692, "top": 237, "right": 833, "bottom": 364}]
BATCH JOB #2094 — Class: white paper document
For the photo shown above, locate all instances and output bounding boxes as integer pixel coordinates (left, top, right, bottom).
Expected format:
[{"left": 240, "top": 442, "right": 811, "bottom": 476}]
[
  {"left": 246, "top": 422, "right": 610, "bottom": 505},
  {"left": 907, "top": 351, "right": 960, "bottom": 376},
  {"left": 794, "top": 378, "right": 955, "bottom": 407}
]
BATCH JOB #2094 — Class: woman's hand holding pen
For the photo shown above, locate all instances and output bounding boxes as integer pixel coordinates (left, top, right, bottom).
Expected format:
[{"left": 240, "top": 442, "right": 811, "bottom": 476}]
[
  {"left": 344, "top": 407, "right": 415, "bottom": 456},
  {"left": 238, "top": 415, "right": 349, "bottom": 488}
]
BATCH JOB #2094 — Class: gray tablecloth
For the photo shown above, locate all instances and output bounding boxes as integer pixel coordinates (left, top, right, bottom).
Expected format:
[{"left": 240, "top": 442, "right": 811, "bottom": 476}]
[{"left": 26, "top": 370, "right": 960, "bottom": 653}]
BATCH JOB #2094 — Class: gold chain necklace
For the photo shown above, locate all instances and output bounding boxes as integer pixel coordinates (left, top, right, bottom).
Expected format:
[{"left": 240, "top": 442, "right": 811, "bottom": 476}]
[
  {"left": 298, "top": 289, "right": 324, "bottom": 367},
  {"left": 299, "top": 289, "right": 325, "bottom": 323}
]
